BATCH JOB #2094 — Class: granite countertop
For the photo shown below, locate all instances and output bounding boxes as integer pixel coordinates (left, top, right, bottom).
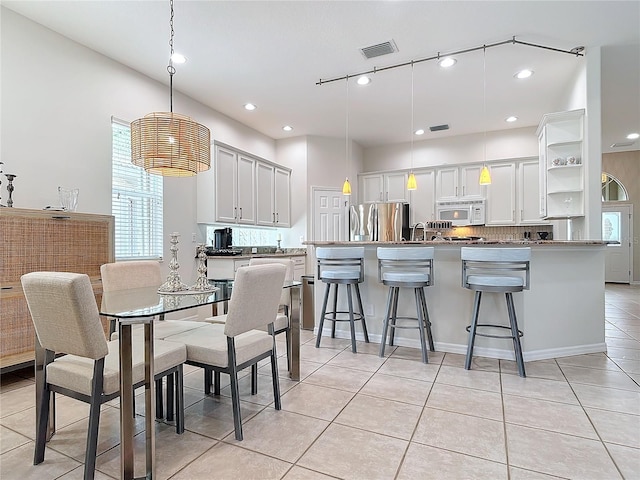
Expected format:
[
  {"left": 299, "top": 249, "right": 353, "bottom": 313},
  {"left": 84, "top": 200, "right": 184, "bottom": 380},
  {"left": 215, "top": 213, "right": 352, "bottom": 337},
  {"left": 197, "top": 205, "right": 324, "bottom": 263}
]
[
  {"left": 303, "top": 240, "right": 606, "bottom": 246},
  {"left": 205, "top": 248, "right": 306, "bottom": 259}
]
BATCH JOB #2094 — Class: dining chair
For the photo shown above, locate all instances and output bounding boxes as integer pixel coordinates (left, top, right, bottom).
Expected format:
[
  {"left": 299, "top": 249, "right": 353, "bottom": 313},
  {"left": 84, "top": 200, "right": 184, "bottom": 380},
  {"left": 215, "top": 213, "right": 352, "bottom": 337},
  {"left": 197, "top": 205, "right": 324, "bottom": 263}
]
[
  {"left": 165, "top": 263, "right": 286, "bottom": 441},
  {"left": 101, "top": 260, "right": 204, "bottom": 419},
  {"left": 21, "top": 272, "right": 187, "bottom": 480},
  {"left": 206, "top": 258, "right": 294, "bottom": 366}
]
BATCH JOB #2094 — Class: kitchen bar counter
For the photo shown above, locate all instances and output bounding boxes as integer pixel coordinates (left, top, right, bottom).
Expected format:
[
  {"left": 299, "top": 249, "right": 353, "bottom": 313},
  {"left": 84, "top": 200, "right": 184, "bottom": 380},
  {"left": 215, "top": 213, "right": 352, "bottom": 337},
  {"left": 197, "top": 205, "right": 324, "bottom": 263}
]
[
  {"left": 303, "top": 241, "right": 606, "bottom": 362},
  {"left": 306, "top": 240, "right": 605, "bottom": 246}
]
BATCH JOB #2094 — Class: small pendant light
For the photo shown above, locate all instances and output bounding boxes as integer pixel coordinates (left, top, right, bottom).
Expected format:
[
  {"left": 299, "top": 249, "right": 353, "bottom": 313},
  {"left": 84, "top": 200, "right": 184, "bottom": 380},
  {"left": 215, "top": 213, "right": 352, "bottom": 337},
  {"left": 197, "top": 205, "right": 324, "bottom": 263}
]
[
  {"left": 130, "top": 0, "right": 211, "bottom": 177},
  {"left": 478, "top": 46, "right": 492, "bottom": 185},
  {"left": 342, "top": 76, "right": 352, "bottom": 195},
  {"left": 407, "top": 62, "right": 417, "bottom": 191}
]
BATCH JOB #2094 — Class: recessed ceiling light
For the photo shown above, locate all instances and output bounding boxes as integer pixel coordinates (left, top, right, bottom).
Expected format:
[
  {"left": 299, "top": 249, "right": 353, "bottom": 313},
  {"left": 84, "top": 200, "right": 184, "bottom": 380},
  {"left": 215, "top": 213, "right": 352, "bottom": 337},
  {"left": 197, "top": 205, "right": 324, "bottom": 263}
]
[
  {"left": 505, "top": 116, "right": 518, "bottom": 123},
  {"left": 357, "top": 76, "right": 371, "bottom": 85},
  {"left": 170, "top": 53, "right": 187, "bottom": 64},
  {"left": 438, "top": 57, "right": 457, "bottom": 68},
  {"left": 282, "top": 125, "right": 293, "bottom": 132},
  {"left": 244, "top": 103, "right": 257, "bottom": 111},
  {"left": 627, "top": 132, "right": 639, "bottom": 140},
  {"left": 514, "top": 69, "right": 534, "bottom": 79},
  {"left": 414, "top": 129, "right": 425, "bottom": 135}
]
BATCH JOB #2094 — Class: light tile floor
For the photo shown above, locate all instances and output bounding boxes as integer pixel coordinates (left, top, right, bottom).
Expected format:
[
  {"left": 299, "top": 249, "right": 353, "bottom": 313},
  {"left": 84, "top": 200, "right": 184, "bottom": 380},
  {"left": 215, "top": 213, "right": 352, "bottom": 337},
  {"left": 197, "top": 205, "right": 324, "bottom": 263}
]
[{"left": 1, "top": 284, "right": 639, "bottom": 479}]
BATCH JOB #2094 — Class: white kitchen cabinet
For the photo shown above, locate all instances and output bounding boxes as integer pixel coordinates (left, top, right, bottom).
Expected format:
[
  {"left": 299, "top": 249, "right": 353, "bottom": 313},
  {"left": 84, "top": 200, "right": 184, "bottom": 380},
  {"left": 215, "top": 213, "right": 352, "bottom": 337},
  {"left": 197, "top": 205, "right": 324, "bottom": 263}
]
[
  {"left": 485, "top": 163, "right": 516, "bottom": 225},
  {"left": 213, "top": 145, "right": 256, "bottom": 225},
  {"left": 256, "top": 162, "right": 275, "bottom": 226},
  {"left": 518, "top": 160, "right": 545, "bottom": 224},
  {"left": 358, "top": 172, "right": 408, "bottom": 203},
  {"left": 206, "top": 257, "right": 250, "bottom": 280},
  {"left": 274, "top": 167, "right": 291, "bottom": 227},
  {"left": 292, "top": 255, "right": 305, "bottom": 280},
  {"left": 409, "top": 169, "right": 435, "bottom": 225},
  {"left": 537, "top": 109, "right": 585, "bottom": 219},
  {"left": 207, "top": 255, "right": 305, "bottom": 280},
  {"left": 256, "top": 162, "right": 291, "bottom": 227},
  {"left": 436, "top": 165, "right": 485, "bottom": 201}
]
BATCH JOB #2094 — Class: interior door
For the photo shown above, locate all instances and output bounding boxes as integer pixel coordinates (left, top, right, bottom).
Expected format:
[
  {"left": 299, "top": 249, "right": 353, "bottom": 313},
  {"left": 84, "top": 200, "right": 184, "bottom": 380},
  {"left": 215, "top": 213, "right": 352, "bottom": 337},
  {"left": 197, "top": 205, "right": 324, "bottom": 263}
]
[
  {"left": 312, "top": 187, "right": 347, "bottom": 241},
  {"left": 602, "top": 203, "right": 632, "bottom": 283}
]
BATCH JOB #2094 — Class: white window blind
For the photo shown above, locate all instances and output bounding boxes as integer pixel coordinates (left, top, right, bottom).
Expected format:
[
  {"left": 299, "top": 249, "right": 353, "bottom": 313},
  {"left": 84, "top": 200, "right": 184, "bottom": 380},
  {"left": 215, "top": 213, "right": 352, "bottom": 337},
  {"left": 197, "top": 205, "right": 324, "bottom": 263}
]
[{"left": 111, "top": 117, "right": 163, "bottom": 260}]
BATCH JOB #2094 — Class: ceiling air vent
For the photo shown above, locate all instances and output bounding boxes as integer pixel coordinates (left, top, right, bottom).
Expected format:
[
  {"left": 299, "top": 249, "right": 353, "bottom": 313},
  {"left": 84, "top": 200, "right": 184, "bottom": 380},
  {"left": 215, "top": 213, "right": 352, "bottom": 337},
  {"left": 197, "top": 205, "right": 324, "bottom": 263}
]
[
  {"left": 610, "top": 141, "right": 635, "bottom": 148},
  {"left": 360, "top": 39, "right": 398, "bottom": 60},
  {"left": 430, "top": 124, "right": 450, "bottom": 132}
]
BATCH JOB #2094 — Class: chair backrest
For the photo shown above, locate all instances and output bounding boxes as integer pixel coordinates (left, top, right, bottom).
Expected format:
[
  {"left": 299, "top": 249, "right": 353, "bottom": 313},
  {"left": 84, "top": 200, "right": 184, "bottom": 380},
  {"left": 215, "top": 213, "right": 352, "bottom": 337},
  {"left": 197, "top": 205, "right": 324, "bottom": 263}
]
[
  {"left": 100, "top": 260, "right": 163, "bottom": 292},
  {"left": 248, "top": 257, "right": 294, "bottom": 307},
  {"left": 377, "top": 247, "right": 434, "bottom": 285},
  {"left": 224, "top": 264, "right": 287, "bottom": 337},
  {"left": 21, "top": 272, "right": 109, "bottom": 359},
  {"left": 316, "top": 247, "right": 365, "bottom": 282},
  {"left": 461, "top": 247, "right": 531, "bottom": 290}
]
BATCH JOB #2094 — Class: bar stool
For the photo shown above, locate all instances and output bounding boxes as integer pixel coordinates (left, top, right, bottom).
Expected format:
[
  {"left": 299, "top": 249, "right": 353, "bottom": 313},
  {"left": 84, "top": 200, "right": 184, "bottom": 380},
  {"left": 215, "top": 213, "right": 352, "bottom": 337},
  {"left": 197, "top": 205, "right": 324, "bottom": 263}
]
[
  {"left": 461, "top": 247, "right": 531, "bottom": 377},
  {"left": 377, "top": 247, "right": 435, "bottom": 363},
  {"left": 315, "top": 247, "right": 369, "bottom": 353}
]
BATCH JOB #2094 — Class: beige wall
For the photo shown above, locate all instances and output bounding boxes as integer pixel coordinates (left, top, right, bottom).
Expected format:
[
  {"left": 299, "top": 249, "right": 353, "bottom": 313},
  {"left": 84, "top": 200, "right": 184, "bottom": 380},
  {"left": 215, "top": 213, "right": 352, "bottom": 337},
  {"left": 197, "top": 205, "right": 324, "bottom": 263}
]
[{"left": 602, "top": 150, "right": 640, "bottom": 282}]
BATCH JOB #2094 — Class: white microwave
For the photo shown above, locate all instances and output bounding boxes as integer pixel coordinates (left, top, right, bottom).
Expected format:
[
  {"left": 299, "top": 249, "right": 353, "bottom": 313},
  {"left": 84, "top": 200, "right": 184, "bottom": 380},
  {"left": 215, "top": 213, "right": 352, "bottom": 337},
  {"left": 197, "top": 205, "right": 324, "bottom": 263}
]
[{"left": 436, "top": 200, "right": 486, "bottom": 226}]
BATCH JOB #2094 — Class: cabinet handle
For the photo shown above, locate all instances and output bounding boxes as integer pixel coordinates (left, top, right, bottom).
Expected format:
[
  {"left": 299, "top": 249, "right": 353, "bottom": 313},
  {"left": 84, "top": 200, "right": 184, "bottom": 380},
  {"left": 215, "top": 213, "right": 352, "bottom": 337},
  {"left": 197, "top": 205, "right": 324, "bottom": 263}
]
[
  {"left": 273, "top": 213, "right": 276, "bottom": 223},
  {"left": 455, "top": 187, "right": 458, "bottom": 196},
  {"left": 234, "top": 207, "right": 237, "bottom": 219},
  {"left": 521, "top": 209, "right": 523, "bottom": 219},
  {"left": 462, "top": 186, "right": 465, "bottom": 196},
  {"left": 239, "top": 207, "right": 243, "bottom": 219},
  {"left": 386, "top": 192, "right": 389, "bottom": 201},
  {"left": 276, "top": 213, "right": 279, "bottom": 223}
]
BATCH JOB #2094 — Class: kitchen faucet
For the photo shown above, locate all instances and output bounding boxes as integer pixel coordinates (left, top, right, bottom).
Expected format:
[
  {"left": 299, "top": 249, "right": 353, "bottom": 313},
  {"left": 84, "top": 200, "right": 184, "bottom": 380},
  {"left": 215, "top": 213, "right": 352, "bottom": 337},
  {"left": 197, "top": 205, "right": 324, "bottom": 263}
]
[{"left": 411, "top": 222, "right": 426, "bottom": 241}]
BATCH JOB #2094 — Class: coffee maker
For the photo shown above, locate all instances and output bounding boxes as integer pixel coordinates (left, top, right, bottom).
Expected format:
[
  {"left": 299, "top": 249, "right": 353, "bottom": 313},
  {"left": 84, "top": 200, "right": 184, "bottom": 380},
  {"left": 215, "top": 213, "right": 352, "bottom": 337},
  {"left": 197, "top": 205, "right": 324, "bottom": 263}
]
[{"left": 213, "top": 228, "right": 233, "bottom": 249}]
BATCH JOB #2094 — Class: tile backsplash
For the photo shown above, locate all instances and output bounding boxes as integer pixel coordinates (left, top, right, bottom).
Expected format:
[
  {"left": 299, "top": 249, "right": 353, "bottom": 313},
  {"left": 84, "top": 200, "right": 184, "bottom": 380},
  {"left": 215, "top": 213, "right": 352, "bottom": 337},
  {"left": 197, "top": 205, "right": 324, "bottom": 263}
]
[
  {"left": 446, "top": 225, "right": 553, "bottom": 241},
  {"left": 206, "top": 226, "right": 280, "bottom": 247}
]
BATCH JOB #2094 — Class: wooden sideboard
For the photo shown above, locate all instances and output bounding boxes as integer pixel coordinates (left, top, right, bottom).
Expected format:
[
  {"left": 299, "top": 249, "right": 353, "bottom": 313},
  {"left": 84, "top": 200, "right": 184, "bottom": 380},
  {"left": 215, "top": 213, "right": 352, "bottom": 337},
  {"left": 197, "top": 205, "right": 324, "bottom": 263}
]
[{"left": 0, "top": 208, "right": 114, "bottom": 372}]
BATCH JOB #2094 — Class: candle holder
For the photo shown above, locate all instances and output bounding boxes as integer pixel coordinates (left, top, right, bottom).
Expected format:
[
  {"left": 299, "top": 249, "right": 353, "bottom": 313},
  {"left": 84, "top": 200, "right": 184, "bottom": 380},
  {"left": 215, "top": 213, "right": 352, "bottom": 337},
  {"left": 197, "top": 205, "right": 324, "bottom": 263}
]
[
  {"left": 158, "top": 232, "right": 189, "bottom": 293},
  {"left": 5, "top": 174, "right": 16, "bottom": 208},
  {"left": 275, "top": 239, "right": 283, "bottom": 254},
  {"left": 190, "top": 244, "right": 216, "bottom": 292}
]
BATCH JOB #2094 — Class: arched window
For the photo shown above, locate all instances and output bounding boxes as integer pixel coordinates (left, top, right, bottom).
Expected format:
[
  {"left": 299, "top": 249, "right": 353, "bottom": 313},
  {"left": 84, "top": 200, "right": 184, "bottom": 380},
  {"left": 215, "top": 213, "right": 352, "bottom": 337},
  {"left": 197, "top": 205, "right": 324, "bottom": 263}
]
[{"left": 601, "top": 172, "right": 628, "bottom": 202}]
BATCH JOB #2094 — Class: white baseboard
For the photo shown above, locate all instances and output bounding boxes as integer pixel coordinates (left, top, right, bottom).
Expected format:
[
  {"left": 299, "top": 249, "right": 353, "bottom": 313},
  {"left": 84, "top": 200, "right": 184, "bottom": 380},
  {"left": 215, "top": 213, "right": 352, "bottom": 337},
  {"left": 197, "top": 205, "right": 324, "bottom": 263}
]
[{"left": 314, "top": 328, "right": 607, "bottom": 361}]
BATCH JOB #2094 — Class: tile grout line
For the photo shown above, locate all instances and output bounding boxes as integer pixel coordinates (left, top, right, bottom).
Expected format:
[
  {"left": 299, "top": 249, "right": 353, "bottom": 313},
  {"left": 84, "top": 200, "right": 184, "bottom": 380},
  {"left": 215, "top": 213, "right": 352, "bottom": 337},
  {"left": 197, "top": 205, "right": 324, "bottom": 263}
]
[{"left": 554, "top": 357, "right": 627, "bottom": 480}]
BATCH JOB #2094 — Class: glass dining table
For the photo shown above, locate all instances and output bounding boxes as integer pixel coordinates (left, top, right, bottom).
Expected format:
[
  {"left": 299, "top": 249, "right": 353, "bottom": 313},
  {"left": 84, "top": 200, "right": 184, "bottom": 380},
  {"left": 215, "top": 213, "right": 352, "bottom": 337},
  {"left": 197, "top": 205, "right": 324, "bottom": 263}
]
[{"left": 96, "top": 279, "right": 301, "bottom": 480}]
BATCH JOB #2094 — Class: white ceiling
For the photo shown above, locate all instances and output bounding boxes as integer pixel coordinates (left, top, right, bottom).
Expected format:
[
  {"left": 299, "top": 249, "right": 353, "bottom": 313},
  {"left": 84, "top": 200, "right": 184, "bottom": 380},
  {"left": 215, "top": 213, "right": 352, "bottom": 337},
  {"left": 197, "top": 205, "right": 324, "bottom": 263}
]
[{"left": 4, "top": 1, "right": 639, "bottom": 153}]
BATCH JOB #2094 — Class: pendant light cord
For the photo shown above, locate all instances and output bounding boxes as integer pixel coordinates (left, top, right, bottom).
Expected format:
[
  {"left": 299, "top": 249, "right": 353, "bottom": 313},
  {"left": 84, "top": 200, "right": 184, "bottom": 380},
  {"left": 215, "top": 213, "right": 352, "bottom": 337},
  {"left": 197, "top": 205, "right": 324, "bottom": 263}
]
[
  {"left": 167, "top": 0, "right": 176, "bottom": 113},
  {"left": 346, "top": 76, "right": 349, "bottom": 175},
  {"left": 410, "top": 62, "right": 414, "bottom": 171},
  {"left": 483, "top": 46, "right": 486, "bottom": 165}
]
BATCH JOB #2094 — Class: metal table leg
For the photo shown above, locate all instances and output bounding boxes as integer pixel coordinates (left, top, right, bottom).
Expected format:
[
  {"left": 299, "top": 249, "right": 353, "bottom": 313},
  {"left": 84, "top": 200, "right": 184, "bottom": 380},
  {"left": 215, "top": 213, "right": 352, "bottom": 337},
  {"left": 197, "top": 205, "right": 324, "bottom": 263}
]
[
  {"left": 119, "top": 318, "right": 155, "bottom": 480},
  {"left": 288, "top": 286, "right": 301, "bottom": 381}
]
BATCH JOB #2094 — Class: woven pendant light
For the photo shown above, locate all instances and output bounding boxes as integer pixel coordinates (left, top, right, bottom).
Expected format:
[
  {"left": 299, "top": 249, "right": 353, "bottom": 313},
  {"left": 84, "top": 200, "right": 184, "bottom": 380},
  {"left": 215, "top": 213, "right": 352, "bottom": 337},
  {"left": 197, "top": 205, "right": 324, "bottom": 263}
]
[{"left": 131, "top": 0, "right": 210, "bottom": 177}]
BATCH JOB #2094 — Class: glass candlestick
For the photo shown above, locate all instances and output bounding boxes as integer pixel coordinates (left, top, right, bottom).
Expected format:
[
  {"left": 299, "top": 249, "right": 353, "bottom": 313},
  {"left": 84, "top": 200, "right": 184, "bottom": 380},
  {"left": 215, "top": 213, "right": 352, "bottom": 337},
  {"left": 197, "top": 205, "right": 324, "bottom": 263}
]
[
  {"left": 5, "top": 174, "right": 16, "bottom": 208},
  {"left": 158, "top": 232, "right": 189, "bottom": 293},
  {"left": 275, "top": 239, "right": 283, "bottom": 253}
]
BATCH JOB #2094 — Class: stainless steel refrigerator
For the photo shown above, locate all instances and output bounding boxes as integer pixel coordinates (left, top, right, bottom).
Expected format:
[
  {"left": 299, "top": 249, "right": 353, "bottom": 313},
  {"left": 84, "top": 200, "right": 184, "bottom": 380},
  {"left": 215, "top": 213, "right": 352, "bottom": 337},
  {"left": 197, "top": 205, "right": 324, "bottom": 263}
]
[{"left": 349, "top": 202, "right": 410, "bottom": 242}]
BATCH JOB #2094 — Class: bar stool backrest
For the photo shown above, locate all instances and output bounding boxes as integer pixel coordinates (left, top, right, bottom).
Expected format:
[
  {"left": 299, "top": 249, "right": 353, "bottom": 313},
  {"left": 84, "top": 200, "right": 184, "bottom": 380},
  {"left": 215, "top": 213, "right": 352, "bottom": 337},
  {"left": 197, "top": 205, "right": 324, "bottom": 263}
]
[
  {"left": 461, "top": 247, "right": 531, "bottom": 290},
  {"left": 377, "top": 247, "right": 435, "bottom": 286},
  {"left": 316, "top": 247, "right": 365, "bottom": 282}
]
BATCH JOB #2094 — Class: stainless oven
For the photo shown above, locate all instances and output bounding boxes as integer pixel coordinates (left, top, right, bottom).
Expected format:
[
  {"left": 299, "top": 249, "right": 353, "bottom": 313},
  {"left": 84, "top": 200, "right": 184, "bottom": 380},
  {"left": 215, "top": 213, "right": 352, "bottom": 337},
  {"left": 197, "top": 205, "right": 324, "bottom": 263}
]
[{"left": 436, "top": 200, "right": 486, "bottom": 226}]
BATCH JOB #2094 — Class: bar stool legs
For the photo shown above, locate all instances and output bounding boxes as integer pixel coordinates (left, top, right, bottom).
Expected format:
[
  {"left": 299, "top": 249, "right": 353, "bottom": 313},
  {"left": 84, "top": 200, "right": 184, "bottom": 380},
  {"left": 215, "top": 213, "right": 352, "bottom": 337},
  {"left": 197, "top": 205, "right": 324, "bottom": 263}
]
[
  {"left": 380, "top": 286, "right": 433, "bottom": 363},
  {"left": 464, "top": 291, "right": 526, "bottom": 377},
  {"left": 316, "top": 281, "right": 369, "bottom": 353}
]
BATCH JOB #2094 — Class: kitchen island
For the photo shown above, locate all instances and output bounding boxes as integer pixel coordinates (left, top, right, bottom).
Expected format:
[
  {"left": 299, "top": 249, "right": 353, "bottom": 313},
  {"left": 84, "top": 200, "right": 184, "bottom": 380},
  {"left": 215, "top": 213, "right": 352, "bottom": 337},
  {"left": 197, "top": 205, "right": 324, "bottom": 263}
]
[{"left": 304, "top": 240, "right": 607, "bottom": 361}]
